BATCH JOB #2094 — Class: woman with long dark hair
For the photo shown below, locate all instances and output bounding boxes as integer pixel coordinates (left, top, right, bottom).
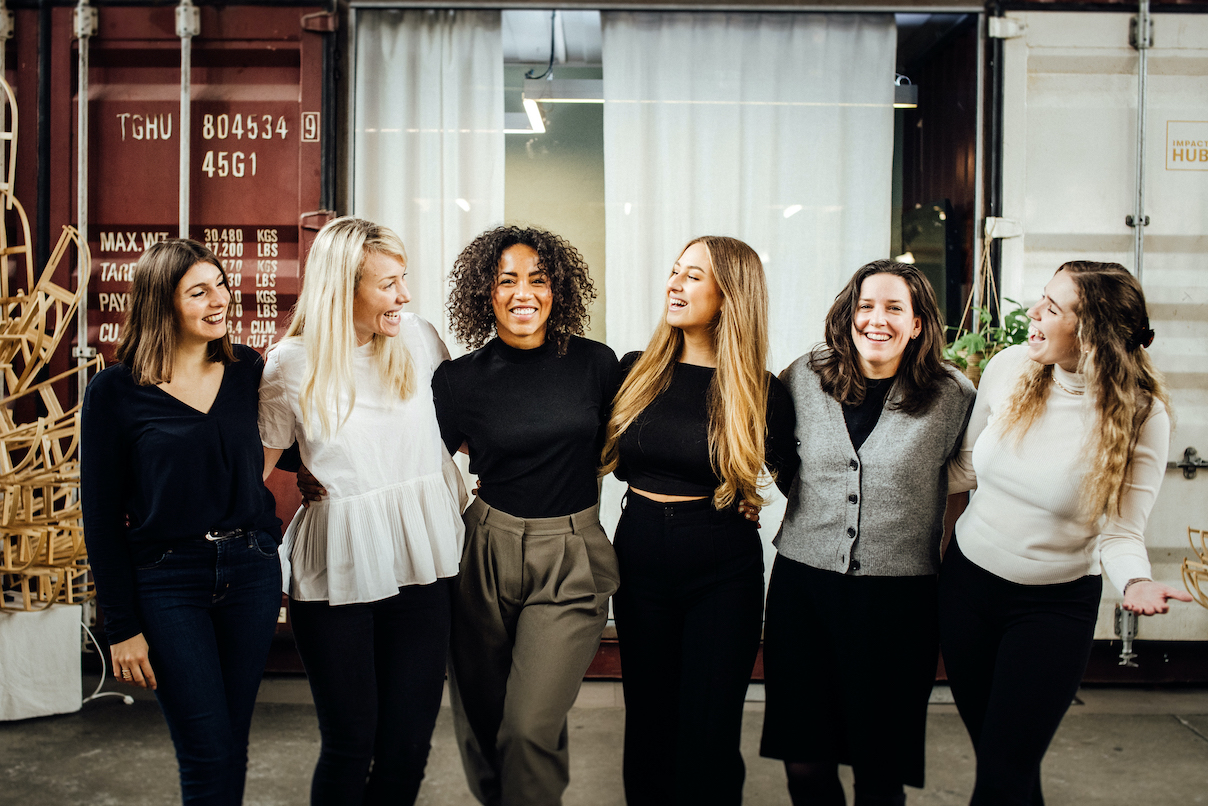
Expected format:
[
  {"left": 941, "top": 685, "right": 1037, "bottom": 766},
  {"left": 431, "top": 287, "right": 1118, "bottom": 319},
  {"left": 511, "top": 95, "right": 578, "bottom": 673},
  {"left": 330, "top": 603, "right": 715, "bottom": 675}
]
[
  {"left": 759, "top": 260, "right": 975, "bottom": 806},
  {"left": 941, "top": 260, "right": 1190, "bottom": 805},
  {"left": 81, "top": 239, "right": 283, "bottom": 805},
  {"left": 600, "top": 235, "right": 798, "bottom": 805}
]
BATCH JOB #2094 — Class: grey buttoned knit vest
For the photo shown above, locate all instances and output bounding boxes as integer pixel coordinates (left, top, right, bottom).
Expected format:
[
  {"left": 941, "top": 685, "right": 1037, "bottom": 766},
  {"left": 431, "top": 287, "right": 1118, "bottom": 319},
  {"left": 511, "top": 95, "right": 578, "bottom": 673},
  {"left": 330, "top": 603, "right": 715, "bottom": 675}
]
[{"left": 774, "top": 353, "right": 975, "bottom": 576}]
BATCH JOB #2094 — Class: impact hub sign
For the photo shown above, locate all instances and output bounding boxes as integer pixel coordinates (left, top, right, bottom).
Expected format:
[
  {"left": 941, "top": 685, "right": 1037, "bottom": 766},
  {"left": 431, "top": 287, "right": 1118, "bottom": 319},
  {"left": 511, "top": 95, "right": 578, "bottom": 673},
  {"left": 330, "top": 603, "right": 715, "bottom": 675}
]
[{"left": 1167, "top": 121, "right": 1208, "bottom": 171}]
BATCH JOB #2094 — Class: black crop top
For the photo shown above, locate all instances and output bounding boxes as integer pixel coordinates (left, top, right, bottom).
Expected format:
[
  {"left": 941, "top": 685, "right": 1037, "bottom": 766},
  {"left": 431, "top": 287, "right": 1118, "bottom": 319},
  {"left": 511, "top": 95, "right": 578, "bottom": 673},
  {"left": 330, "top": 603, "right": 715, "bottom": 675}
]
[
  {"left": 613, "top": 352, "right": 799, "bottom": 499},
  {"left": 432, "top": 336, "right": 620, "bottom": 519}
]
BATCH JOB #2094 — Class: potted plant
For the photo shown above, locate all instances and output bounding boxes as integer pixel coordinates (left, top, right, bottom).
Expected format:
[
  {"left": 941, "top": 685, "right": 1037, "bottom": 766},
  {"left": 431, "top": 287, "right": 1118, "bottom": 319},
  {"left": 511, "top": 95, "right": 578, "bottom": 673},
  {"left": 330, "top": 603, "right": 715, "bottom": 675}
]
[{"left": 943, "top": 299, "right": 1029, "bottom": 387}]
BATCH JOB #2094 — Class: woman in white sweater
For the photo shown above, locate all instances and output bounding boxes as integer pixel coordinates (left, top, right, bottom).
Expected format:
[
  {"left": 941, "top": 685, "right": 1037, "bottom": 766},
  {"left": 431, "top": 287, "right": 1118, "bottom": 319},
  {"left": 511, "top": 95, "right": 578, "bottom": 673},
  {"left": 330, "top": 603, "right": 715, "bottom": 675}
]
[
  {"left": 259, "top": 217, "right": 465, "bottom": 805},
  {"left": 942, "top": 260, "right": 1191, "bottom": 805}
]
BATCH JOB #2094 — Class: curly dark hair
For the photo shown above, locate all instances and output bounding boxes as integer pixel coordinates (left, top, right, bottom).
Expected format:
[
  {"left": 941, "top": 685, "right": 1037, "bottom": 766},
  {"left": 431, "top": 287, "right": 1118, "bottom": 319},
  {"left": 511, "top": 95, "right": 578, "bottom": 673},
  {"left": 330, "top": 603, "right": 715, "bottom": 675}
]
[{"left": 447, "top": 225, "right": 596, "bottom": 355}]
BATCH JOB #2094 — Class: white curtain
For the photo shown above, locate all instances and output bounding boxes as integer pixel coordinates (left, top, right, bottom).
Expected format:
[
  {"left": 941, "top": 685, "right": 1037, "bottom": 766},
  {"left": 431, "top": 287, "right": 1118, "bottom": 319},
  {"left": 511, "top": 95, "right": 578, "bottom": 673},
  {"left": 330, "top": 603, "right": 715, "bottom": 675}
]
[
  {"left": 600, "top": 12, "right": 896, "bottom": 552},
  {"left": 354, "top": 10, "right": 505, "bottom": 347},
  {"left": 601, "top": 11, "right": 896, "bottom": 369}
]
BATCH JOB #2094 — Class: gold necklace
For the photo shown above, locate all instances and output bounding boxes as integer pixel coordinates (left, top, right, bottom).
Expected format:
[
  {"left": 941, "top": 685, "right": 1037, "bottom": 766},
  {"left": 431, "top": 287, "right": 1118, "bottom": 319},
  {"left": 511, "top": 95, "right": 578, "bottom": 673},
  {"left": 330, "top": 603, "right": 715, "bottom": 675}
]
[{"left": 1052, "top": 375, "right": 1084, "bottom": 396}]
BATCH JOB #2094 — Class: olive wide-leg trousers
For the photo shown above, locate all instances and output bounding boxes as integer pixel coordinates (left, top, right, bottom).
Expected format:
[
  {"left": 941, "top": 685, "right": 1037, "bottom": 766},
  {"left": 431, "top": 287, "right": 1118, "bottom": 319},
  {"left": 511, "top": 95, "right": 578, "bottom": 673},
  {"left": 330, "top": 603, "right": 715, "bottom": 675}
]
[{"left": 448, "top": 496, "right": 619, "bottom": 806}]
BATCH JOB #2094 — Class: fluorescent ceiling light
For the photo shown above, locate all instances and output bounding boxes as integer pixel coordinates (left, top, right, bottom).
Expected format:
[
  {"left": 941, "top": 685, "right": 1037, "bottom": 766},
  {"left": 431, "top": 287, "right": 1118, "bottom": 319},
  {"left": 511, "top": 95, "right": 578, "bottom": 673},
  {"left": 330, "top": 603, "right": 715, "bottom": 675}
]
[
  {"left": 894, "top": 83, "right": 918, "bottom": 109},
  {"left": 524, "top": 78, "right": 604, "bottom": 104},
  {"left": 894, "top": 75, "right": 918, "bottom": 109},
  {"left": 783, "top": 204, "right": 802, "bottom": 219},
  {"left": 504, "top": 98, "right": 547, "bottom": 134}
]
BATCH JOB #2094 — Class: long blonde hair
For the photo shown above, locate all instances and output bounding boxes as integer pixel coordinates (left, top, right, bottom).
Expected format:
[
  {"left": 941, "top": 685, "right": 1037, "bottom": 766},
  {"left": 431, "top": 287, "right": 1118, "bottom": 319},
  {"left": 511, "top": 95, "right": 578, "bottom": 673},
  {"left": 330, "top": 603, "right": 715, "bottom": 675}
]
[
  {"left": 282, "top": 217, "right": 415, "bottom": 440},
  {"left": 997, "top": 261, "right": 1170, "bottom": 520},
  {"left": 601, "top": 236, "right": 772, "bottom": 509}
]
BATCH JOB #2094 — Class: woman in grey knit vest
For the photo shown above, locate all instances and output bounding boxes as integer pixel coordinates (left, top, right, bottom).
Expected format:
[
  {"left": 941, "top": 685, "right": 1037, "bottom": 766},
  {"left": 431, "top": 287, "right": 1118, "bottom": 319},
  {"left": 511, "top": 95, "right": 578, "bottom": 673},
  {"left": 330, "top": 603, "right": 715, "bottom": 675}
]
[{"left": 759, "top": 260, "right": 975, "bottom": 806}]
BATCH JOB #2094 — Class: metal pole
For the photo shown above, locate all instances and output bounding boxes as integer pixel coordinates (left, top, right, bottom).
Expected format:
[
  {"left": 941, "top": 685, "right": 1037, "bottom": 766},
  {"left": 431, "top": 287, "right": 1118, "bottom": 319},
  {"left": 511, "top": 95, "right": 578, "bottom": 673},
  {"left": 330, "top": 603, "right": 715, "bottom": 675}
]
[
  {"left": 972, "top": 11, "right": 987, "bottom": 328},
  {"left": 177, "top": 0, "right": 199, "bottom": 239},
  {"left": 75, "top": 0, "right": 96, "bottom": 400},
  {"left": 36, "top": 0, "right": 51, "bottom": 271},
  {"left": 1131, "top": 0, "right": 1151, "bottom": 281},
  {"left": 0, "top": 0, "right": 11, "bottom": 186}
]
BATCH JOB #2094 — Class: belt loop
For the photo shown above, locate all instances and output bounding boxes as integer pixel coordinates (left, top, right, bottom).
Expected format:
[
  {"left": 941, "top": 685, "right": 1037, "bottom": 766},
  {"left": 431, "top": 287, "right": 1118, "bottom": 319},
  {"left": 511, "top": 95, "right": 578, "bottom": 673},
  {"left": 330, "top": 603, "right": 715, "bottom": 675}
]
[{"left": 478, "top": 498, "right": 491, "bottom": 527}]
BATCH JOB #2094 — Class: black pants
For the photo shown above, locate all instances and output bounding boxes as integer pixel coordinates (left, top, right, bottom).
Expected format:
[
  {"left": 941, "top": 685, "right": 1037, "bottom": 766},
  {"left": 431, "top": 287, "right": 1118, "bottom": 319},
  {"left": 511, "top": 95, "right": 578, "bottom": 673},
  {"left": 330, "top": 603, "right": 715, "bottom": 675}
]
[
  {"left": 290, "top": 579, "right": 452, "bottom": 806},
  {"left": 613, "top": 493, "right": 765, "bottom": 806},
  {"left": 938, "top": 540, "right": 1101, "bottom": 806}
]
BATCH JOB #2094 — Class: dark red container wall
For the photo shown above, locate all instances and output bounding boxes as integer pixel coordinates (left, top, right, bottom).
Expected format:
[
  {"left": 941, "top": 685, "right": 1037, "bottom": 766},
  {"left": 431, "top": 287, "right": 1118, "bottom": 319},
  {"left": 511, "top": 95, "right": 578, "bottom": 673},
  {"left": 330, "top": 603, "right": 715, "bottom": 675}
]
[
  {"left": 3, "top": 8, "right": 321, "bottom": 659},
  {"left": 80, "top": 6, "right": 322, "bottom": 359}
]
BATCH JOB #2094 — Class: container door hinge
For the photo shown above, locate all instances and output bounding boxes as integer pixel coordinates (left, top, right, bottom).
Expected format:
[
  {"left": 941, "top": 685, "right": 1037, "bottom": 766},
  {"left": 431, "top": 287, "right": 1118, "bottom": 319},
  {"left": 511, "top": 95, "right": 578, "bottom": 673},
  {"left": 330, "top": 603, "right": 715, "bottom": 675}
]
[
  {"left": 73, "top": 6, "right": 98, "bottom": 39},
  {"left": 1125, "top": 214, "right": 1150, "bottom": 228},
  {"left": 301, "top": 11, "right": 338, "bottom": 33},
  {"left": 1130, "top": 16, "right": 1154, "bottom": 50},
  {"left": 0, "top": 9, "right": 14, "bottom": 41},
  {"left": 72, "top": 346, "right": 98, "bottom": 360},
  {"left": 175, "top": 1, "right": 200, "bottom": 39},
  {"left": 988, "top": 17, "right": 1025, "bottom": 40},
  {"left": 984, "top": 217, "right": 1023, "bottom": 239}
]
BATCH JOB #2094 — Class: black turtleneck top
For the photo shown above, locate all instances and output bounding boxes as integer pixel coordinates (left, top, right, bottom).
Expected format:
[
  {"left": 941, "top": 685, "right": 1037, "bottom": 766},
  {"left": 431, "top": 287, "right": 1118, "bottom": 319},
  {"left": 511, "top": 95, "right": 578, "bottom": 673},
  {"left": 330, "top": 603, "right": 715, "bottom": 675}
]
[
  {"left": 841, "top": 376, "right": 895, "bottom": 452},
  {"left": 431, "top": 336, "right": 620, "bottom": 518}
]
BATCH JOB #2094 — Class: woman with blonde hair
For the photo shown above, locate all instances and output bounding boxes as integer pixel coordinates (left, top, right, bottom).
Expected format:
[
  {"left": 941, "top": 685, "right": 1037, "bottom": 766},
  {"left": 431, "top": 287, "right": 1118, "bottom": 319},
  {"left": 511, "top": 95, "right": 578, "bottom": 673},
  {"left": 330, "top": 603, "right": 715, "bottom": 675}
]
[
  {"left": 258, "top": 216, "right": 464, "bottom": 805},
  {"left": 600, "top": 235, "right": 797, "bottom": 805},
  {"left": 941, "top": 260, "right": 1190, "bottom": 805},
  {"left": 82, "top": 239, "right": 282, "bottom": 804}
]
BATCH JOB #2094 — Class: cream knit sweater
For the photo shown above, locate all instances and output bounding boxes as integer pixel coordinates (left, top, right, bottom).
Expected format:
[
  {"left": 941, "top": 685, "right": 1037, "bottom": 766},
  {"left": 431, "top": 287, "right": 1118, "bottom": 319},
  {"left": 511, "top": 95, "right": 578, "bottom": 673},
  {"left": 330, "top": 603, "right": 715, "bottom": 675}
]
[{"left": 949, "top": 345, "right": 1169, "bottom": 593}]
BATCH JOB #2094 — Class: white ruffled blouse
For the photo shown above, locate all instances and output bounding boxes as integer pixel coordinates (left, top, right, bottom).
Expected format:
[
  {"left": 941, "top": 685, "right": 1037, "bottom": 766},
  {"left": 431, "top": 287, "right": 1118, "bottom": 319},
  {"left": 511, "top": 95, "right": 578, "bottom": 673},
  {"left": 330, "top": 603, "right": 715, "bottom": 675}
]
[{"left": 258, "top": 314, "right": 466, "bottom": 604}]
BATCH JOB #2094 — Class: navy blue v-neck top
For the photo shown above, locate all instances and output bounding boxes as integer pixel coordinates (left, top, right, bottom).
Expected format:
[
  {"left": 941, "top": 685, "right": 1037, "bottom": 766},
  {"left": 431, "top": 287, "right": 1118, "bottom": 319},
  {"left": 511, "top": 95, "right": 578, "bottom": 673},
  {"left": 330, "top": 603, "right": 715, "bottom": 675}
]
[{"left": 81, "top": 344, "right": 280, "bottom": 643}]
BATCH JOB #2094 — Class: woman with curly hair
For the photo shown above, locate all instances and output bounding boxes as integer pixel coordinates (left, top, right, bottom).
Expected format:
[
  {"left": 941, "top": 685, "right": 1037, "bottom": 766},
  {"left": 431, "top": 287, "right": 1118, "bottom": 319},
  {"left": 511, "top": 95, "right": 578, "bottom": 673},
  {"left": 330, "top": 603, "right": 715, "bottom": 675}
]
[
  {"left": 759, "top": 260, "right": 975, "bottom": 806},
  {"left": 942, "top": 261, "right": 1190, "bottom": 805},
  {"left": 599, "top": 235, "right": 798, "bottom": 805},
  {"left": 432, "top": 225, "right": 620, "bottom": 806}
]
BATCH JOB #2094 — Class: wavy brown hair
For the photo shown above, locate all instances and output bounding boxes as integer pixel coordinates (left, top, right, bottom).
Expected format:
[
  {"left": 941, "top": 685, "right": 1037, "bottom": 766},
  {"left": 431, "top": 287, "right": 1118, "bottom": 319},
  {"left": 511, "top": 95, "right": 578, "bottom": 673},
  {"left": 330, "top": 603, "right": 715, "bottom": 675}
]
[
  {"left": 601, "top": 236, "right": 772, "bottom": 509},
  {"left": 116, "top": 239, "right": 236, "bottom": 385},
  {"left": 809, "top": 259, "right": 952, "bottom": 414},
  {"left": 997, "top": 261, "right": 1170, "bottom": 520},
  {"left": 446, "top": 226, "right": 595, "bottom": 355}
]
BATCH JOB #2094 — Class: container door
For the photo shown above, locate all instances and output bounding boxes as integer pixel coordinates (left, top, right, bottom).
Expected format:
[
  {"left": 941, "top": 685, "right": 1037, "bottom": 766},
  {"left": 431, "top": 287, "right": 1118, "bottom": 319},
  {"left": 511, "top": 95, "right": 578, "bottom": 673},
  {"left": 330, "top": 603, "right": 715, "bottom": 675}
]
[{"left": 998, "top": 11, "right": 1208, "bottom": 640}]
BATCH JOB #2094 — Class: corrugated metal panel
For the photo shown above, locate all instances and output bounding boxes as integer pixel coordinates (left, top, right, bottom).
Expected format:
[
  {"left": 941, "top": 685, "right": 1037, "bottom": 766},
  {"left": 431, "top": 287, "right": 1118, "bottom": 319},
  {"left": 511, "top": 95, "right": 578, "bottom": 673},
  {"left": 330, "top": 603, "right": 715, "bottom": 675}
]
[
  {"left": 1000, "top": 11, "right": 1208, "bottom": 642},
  {"left": 79, "top": 6, "right": 324, "bottom": 360}
]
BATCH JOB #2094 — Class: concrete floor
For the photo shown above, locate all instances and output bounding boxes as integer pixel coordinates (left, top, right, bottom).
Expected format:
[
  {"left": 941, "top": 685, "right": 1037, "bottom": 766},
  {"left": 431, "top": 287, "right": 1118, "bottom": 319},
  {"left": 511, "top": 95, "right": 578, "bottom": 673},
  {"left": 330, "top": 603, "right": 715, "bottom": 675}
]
[{"left": 2, "top": 677, "right": 1207, "bottom": 805}]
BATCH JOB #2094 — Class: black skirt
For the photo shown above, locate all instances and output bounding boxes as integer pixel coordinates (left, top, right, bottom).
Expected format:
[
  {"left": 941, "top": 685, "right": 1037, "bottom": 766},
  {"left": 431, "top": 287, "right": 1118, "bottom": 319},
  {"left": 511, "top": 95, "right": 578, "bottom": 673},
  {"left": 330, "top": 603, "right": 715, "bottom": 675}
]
[{"left": 759, "top": 553, "right": 939, "bottom": 788}]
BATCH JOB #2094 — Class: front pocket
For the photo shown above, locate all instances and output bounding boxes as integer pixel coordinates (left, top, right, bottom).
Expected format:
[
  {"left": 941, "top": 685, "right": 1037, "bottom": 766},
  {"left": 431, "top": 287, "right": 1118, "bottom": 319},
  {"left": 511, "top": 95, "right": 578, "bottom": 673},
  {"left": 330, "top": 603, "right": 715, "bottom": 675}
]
[
  {"left": 249, "top": 531, "right": 280, "bottom": 559},
  {"left": 134, "top": 548, "right": 173, "bottom": 570}
]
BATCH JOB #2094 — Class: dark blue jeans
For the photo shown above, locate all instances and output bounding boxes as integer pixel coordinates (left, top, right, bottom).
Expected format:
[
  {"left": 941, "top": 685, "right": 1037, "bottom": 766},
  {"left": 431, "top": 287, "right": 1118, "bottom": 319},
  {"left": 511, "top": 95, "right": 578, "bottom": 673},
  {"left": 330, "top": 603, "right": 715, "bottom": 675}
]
[{"left": 134, "top": 530, "right": 282, "bottom": 806}]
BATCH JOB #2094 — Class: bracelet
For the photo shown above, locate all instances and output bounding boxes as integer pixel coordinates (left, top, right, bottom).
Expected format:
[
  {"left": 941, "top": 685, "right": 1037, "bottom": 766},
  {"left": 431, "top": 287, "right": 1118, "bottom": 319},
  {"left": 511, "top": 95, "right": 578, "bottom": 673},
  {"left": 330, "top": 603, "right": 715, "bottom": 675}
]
[{"left": 1123, "top": 577, "right": 1151, "bottom": 596}]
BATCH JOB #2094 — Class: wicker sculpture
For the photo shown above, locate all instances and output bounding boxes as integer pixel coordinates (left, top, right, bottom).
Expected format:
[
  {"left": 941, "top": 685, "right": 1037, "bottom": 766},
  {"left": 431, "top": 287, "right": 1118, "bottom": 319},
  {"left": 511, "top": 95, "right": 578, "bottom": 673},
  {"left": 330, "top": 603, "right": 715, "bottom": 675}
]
[
  {"left": 0, "top": 72, "right": 102, "bottom": 611},
  {"left": 1181, "top": 527, "right": 1208, "bottom": 610}
]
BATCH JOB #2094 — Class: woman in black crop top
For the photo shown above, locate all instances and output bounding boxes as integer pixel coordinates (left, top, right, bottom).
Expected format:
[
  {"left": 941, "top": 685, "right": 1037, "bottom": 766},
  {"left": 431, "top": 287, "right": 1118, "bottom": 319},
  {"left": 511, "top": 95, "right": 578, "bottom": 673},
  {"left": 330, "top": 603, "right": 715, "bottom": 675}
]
[
  {"left": 81, "top": 240, "right": 282, "bottom": 805},
  {"left": 432, "top": 226, "right": 620, "bottom": 806},
  {"left": 599, "top": 236, "right": 797, "bottom": 806}
]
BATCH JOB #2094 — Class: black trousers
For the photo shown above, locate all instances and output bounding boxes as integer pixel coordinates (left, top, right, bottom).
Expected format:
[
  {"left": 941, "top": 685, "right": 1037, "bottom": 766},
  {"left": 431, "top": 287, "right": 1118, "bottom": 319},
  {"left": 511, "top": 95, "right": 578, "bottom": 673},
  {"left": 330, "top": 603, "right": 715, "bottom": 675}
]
[
  {"left": 290, "top": 579, "right": 452, "bottom": 806},
  {"left": 613, "top": 493, "right": 765, "bottom": 806},
  {"left": 938, "top": 540, "right": 1101, "bottom": 806}
]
